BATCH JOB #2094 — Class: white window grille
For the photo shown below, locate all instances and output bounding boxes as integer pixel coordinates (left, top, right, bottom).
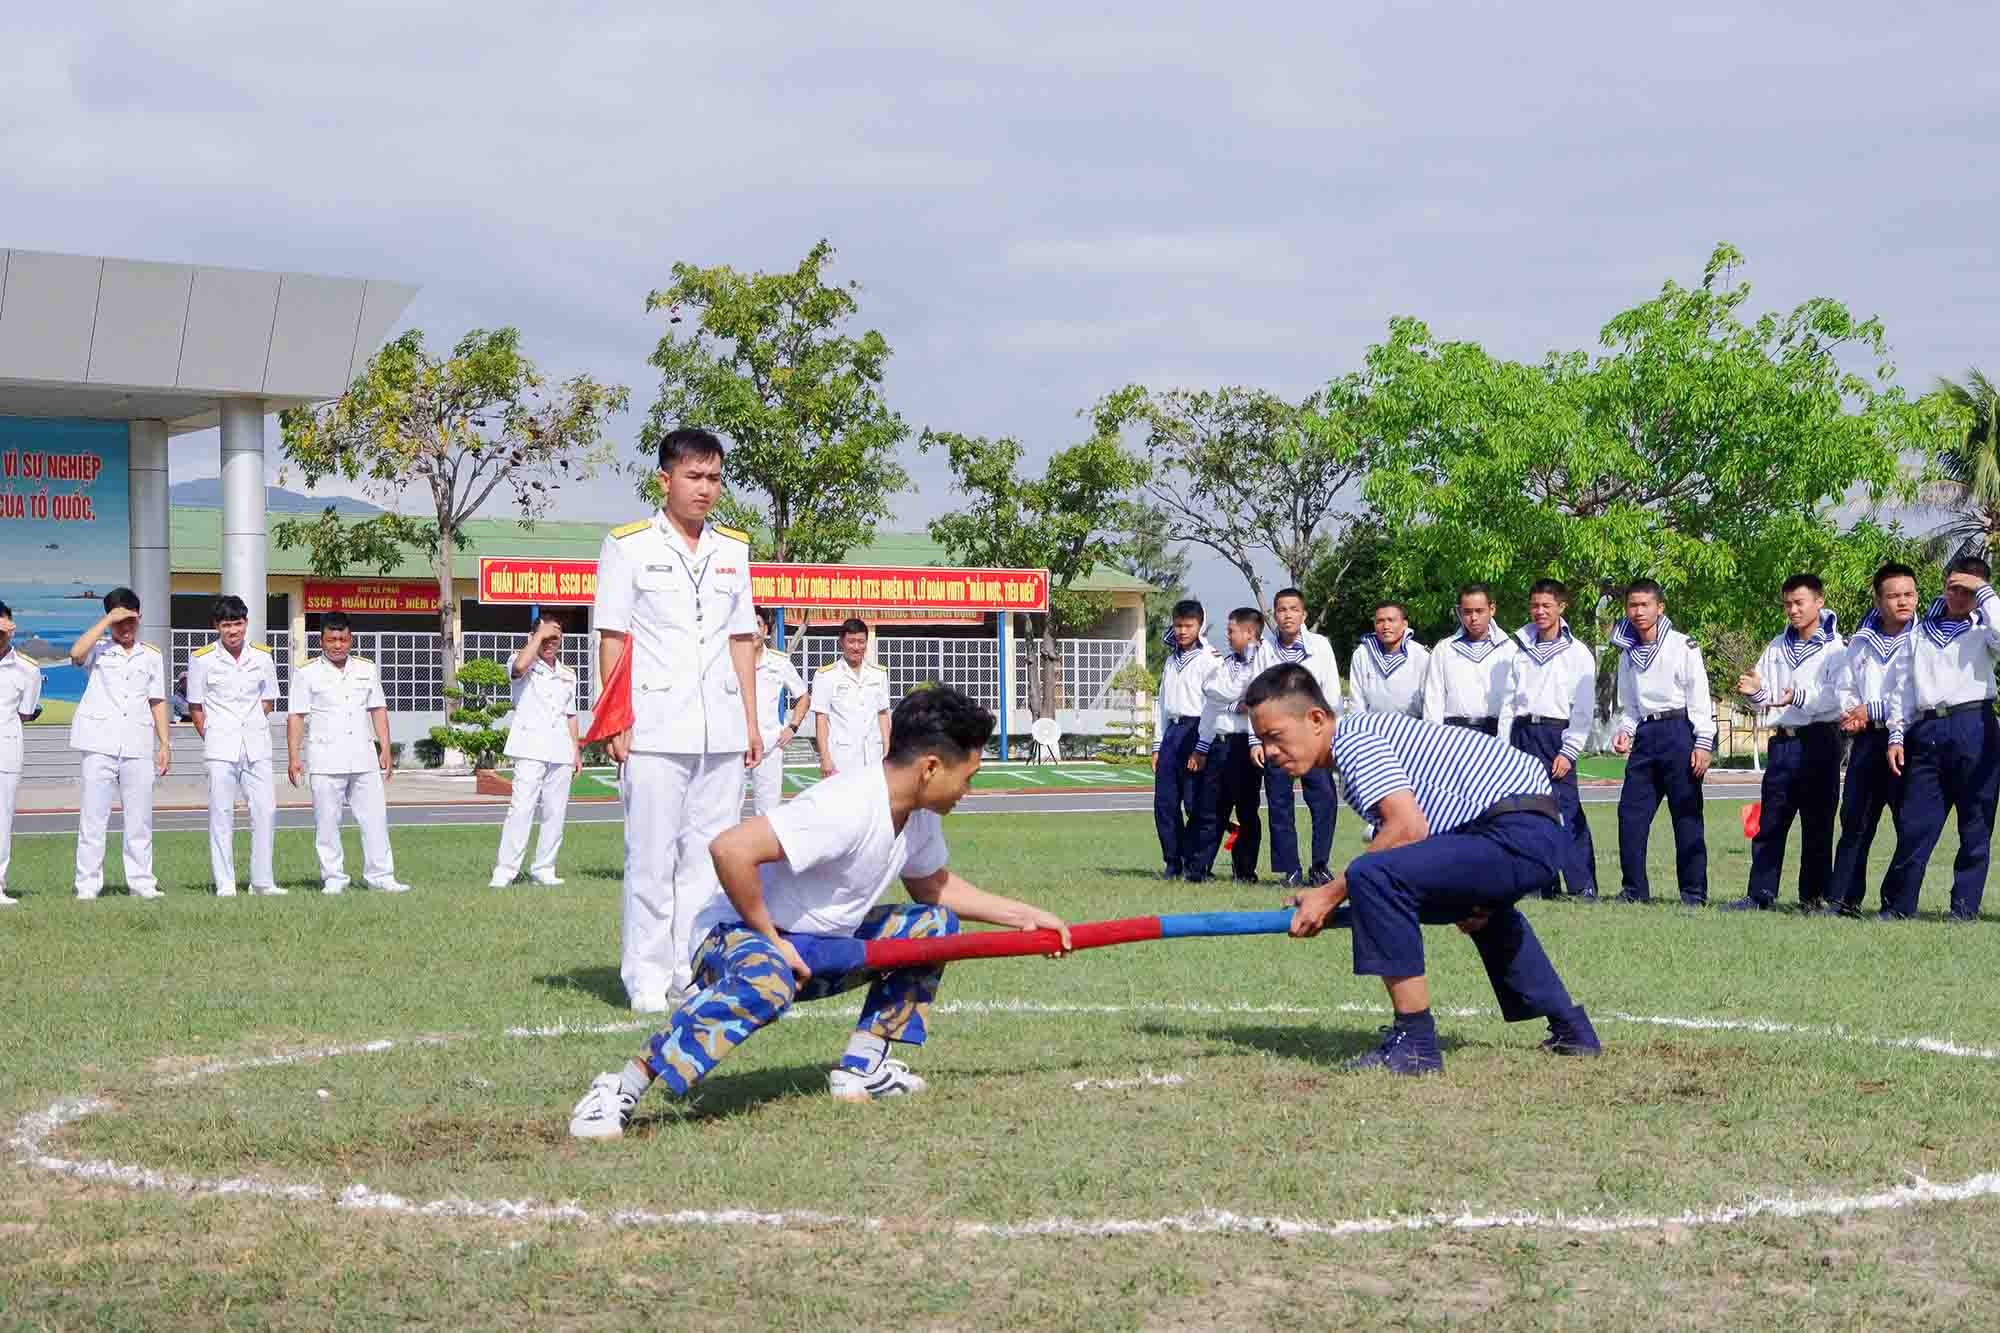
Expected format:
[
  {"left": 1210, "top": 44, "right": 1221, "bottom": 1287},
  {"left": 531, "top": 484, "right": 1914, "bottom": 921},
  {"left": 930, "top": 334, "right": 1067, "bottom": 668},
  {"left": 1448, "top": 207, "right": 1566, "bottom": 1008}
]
[{"left": 1012, "top": 638, "right": 1137, "bottom": 711}]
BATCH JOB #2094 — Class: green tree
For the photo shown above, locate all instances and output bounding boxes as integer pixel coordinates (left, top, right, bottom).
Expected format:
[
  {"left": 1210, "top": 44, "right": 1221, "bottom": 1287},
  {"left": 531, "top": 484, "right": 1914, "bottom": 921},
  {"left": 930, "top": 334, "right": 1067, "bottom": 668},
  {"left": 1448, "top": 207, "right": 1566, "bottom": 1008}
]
[
  {"left": 642, "top": 239, "right": 909, "bottom": 562},
  {"left": 1093, "top": 384, "right": 1364, "bottom": 608},
  {"left": 275, "top": 328, "right": 627, "bottom": 689},
  {"left": 922, "top": 428, "right": 1147, "bottom": 718},
  {"left": 1921, "top": 368, "right": 2000, "bottom": 561},
  {"left": 1111, "top": 503, "right": 1190, "bottom": 673},
  {"left": 1336, "top": 243, "right": 1956, "bottom": 650}
]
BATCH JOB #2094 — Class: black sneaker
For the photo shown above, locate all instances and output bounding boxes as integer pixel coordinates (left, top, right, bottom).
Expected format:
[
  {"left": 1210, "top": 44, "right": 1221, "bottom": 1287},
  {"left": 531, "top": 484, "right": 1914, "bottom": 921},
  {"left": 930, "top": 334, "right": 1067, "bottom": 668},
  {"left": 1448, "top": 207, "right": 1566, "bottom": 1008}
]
[
  {"left": 1231, "top": 871, "right": 1259, "bottom": 885},
  {"left": 1184, "top": 871, "right": 1215, "bottom": 884},
  {"left": 1158, "top": 865, "right": 1183, "bottom": 881},
  {"left": 1307, "top": 865, "right": 1334, "bottom": 886},
  {"left": 1718, "top": 896, "right": 1772, "bottom": 912},
  {"left": 1800, "top": 897, "right": 1827, "bottom": 914},
  {"left": 1279, "top": 871, "right": 1307, "bottom": 890},
  {"left": 1540, "top": 1007, "right": 1602, "bottom": 1057},
  {"left": 1340, "top": 1026, "right": 1442, "bottom": 1076},
  {"left": 1610, "top": 891, "right": 1649, "bottom": 905}
]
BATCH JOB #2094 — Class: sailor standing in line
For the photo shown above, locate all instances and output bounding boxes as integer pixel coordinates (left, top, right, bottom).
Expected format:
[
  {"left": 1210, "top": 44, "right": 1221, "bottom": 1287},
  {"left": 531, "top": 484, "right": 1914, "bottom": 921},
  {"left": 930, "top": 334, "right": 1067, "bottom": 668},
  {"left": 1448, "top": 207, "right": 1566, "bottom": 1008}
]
[
  {"left": 1261, "top": 587, "right": 1340, "bottom": 887},
  {"left": 1609, "top": 579, "right": 1715, "bottom": 906},
  {"left": 187, "top": 594, "right": 282, "bottom": 896},
  {"left": 811, "top": 618, "right": 890, "bottom": 778},
  {"left": 288, "top": 611, "right": 410, "bottom": 895},
  {"left": 490, "top": 615, "right": 582, "bottom": 888},
  {"left": 68, "top": 587, "right": 169, "bottom": 901},
  {"left": 1151, "top": 599, "right": 1220, "bottom": 881},
  {"left": 1497, "top": 579, "right": 1599, "bottom": 900},
  {"left": 1420, "top": 584, "right": 1513, "bottom": 735},
  {"left": 1825, "top": 563, "right": 1919, "bottom": 917},
  {"left": 0, "top": 602, "right": 44, "bottom": 906},
  {"left": 1347, "top": 601, "right": 1430, "bottom": 717},
  {"left": 748, "top": 606, "right": 810, "bottom": 815}
]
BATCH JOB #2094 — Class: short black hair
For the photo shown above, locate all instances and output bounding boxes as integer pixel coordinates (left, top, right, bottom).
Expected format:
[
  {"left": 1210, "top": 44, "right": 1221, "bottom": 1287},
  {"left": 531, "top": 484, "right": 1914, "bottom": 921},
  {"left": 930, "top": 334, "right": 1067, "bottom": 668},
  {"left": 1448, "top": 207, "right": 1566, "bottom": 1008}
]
[
  {"left": 103, "top": 587, "right": 140, "bottom": 614},
  {"left": 321, "top": 611, "right": 353, "bottom": 634},
  {"left": 886, "top": 685, "right": 995, "bottom": 765},
  {"left": 1625, "top": 578, "right": 1665, "bottom": 603},
  {"left": 839, "top": 617, "right": 868, "bottom": 640},
  {"left": 1371, "top": 600, "right": 1408, "bottom": 618},
  {"left": 211, "top": 595, "right": 249, "bottom": 625},
  {"left": 1272, "top": 587, "right": 1306, "bottom": 609},
  {"left": 535, "top": 610, "right": 565, "bottom": 633},
  {"left": 1171, "top": 599, "right": 1204, "bottom": 623},
  {"left": 1947, "top": 554, "right": 1993, "bottom": 581},
  {"left": 1457, "top": 583, "right": 1493, "bottom": 604},
  {"left": 0, "top": 601, "right": 11, "bottom": 619},
  {"left": 1780, "top": 573, "right": 1825, "bottom": 597},
  {"left": 1229, "top": 607, "right": 1265, "bottom": 631},
  {"left": 755, "top": 605, "right": 775, "bottom": 627},
  {"left": 658, "top": 426, "right": 725, "bottom": 473},
  {"left": 1873, "top": 561, "right": 1918, "bottom": 594},
  {"left": 1528, "top": 579, "right": 1568, "bottom": 602},
  {"left": 1242, "top": 662, "right": 1332, "bottom": 715}
]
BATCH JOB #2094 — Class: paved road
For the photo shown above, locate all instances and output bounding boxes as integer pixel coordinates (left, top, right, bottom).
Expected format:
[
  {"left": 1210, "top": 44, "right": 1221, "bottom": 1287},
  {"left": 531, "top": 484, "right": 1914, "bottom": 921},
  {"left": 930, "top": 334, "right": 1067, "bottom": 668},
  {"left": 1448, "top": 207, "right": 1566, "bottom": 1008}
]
[{"left": 15, "top": 780, "right": 1766, "bottom": 837}]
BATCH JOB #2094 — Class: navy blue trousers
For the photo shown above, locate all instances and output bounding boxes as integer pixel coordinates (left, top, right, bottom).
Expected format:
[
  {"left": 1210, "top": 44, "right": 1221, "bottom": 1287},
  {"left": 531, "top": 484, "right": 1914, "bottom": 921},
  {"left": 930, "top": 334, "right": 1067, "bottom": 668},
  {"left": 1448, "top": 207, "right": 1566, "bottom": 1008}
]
[
  {"left": 1153, "top": 718, "right": 1205, "bottom": 873},
  {"left": 1508, "top": 720, "right": 1598, "bottom": 897},
  {"left": 1263, "top": 764, "right": 1336, "bottom": 875},
  {"left": 1192, "top": 734, "right": 1263, "bottom": 876},
  {"left": 1617, "top": 717, "right": 1709, "bottom": 903},
  {"left": 1343, "top": 812, "right": 1577, "bottom": 1022},
  {"left": 1747, "top": 722, "right": 1840, "bottom": 905},
  {"left": 1884, "top": 708, "right": 2000, "bottom": 919},
  {"left": 1830, "top": 728, "right": 1903, "bottom": 911}
]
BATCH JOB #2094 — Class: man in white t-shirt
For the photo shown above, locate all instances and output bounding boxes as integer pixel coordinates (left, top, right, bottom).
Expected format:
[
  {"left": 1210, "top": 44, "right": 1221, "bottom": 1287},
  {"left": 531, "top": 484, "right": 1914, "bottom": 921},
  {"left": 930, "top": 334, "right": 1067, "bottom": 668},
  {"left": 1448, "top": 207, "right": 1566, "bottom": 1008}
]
[
  {"left": 747, "top": 606, "right": 810, "bottom": 815},
  {"left": 569, "top": 685, "right": 1072, "bottom": 1138},
  {"left": 490, "top": 616, "right": 581, "bottom": 887}
]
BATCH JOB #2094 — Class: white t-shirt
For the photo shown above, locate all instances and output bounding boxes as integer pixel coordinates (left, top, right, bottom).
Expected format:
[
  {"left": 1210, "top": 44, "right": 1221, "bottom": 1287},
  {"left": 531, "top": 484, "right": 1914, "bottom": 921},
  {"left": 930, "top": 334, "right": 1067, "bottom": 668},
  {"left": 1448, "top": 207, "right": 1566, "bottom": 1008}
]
[{"left": 692, "top": 764, "right": 949, "bottom": 940}]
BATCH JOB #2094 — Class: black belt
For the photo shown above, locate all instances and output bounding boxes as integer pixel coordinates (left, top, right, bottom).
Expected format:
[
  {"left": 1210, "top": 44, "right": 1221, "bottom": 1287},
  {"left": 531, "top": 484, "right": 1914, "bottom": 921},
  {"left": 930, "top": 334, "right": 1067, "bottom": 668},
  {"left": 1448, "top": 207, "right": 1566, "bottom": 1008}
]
[
  {"left": 1521, "top": 714, "right": 1569, "bottom": 728},
  {"left": 1915, "top": 700, "right": 1991, "bottom": 721},
  {"left": 1771, "top": 721, "right": 1836, "bottom": 740},
  {"left": 1166, "top": 714, "right": 1195, "bottom": 726},
  {"left": 1640, "top": 708, "right": 1688, "bottom": 723},
  {"left": 1477, "top": 794, "right": 1561, "bottom": 822},
  {"left": 1444, "top": 715, "right": 1497, "bottom": 729}
]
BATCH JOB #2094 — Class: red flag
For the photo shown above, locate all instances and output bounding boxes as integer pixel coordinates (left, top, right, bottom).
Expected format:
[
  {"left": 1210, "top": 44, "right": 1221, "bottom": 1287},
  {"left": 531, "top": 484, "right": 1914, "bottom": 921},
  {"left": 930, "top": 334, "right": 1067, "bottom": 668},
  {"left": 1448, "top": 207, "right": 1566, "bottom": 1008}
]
[
  {"left": 1223, "top": 820, "right": 1240, "bottom": 851},
  {"left": 1741, "top": 801, "right": 1761, "bottom": 840},
  {"left": 583, "top": 648, "right": 632, "bottom": 744}
]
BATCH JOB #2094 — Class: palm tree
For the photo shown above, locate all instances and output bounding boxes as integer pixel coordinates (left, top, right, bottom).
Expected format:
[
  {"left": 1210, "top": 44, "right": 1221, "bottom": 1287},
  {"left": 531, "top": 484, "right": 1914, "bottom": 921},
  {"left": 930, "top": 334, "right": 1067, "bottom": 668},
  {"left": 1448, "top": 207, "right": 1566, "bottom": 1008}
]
[{"left": 1925, "top": 369, "right": 2000, "bottom": 560}]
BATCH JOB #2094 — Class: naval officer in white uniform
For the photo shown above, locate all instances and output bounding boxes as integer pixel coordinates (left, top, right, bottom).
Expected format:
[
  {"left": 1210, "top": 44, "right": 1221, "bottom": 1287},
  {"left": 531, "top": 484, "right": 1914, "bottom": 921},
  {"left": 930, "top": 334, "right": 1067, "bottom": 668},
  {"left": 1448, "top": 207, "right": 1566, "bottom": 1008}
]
[
  {"left": 0, "top": 602, "right": 45, "bottom": 905},
  {"left": 186, "top": 594, "right": 282, "bottom": 896},
  {"left": 593, "top": 426, "right": 762, "bottom": 1012},
  {"left": 748, "top": 605, "right": 810, "bottom": 815},
  {"left": 811, "top": 617, "right": 891, "bottom": 777},
  {"left": 490, "top": 615, "right": 581, "bottom": 887},
  {"left": 287, "top": 611, "right": 410, "bottom": 894},
  {"left": 68, "top": 587, "right": 169, "bottom": 900}
]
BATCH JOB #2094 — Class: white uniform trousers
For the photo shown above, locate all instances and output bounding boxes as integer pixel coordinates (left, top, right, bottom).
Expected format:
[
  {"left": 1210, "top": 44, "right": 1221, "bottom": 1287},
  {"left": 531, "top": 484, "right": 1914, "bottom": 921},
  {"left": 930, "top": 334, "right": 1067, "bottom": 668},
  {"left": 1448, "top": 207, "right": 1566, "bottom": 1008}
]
[
  {"left": 827, "top": 735, "right": 881, "bottom": 776},
  {"left": 207, "top": 756, "right": 277, "bottom": 893},
  {"left": 748, "top": 728, "right": 787, "bottom": 815},
  {"left": 494, "top": 757, "right": 569, "bottom": 881},
  {"left": 76, "top": 752, "right": 156, "bottom": 897},
  {"left": 620, "top": 750, "right": 743, "bottom": 1005},
  {"left": 0, "top": 770, "right": 18, "bottom": 892},
  {"left": 309, "top": 770, "right": 395, "bottom": 891}
]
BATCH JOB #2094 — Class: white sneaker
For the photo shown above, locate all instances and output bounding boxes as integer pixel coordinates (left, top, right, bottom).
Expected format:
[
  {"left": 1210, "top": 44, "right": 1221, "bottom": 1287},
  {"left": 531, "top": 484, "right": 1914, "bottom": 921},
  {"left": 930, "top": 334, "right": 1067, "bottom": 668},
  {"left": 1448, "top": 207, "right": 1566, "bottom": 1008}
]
[
  {"left": 322, "top": 881, "right": 347, "bottom": 896},
  {"left": 75, "top": 887, "right": 100, "bottom": 901},
  {"left": 217, "top": 886, "right": 238, "bottom": 898},
  {"left": 828, "top": 1059, "right": 928, "bottom": 1102},
  {"left": 368, "top": 880, "right": 413, "bottom": 894},
  {"left": 251, "top": 885, "right": 288, "bottom": 897},
  {"left": 630, "top": 995, "right": 669, "bottom": 1015},
  {"left": 488, "top": 872, "right": 514, "bottom": 889},
  {"left": 530, "top": 872, "right": 564, "bottom": 887},
  {"left": 130, "top": 885, "right": 163, "bottom": 900},
  {"left": 568, "top": 1072, "right": 637, "bottom": 1139},
  {"left": 0, "top": 890, "right": 16, "bottom": 906}
]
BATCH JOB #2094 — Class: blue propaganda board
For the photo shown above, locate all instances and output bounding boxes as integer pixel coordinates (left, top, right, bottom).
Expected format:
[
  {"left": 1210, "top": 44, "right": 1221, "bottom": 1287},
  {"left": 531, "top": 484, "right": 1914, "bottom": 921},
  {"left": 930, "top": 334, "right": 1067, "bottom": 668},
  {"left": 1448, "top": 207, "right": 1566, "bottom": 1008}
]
[{"left": 0, "top": 417, "right": 132, "bottom": 723}]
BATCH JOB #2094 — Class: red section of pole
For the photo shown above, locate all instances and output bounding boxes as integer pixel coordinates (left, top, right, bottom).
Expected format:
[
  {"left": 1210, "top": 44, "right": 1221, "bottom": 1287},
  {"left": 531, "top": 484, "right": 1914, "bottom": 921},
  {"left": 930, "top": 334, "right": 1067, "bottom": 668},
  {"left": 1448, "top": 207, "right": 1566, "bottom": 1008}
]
[{"left": 862, "top": 915, "right": 1165, "bottom": 969}]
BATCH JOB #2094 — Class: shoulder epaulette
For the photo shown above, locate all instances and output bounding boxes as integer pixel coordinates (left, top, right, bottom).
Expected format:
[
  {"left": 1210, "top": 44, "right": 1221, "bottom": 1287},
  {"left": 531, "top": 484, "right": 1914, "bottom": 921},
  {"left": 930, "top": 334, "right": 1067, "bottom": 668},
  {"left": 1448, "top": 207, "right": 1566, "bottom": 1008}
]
[
  {"left": 192, "top": 642, "right": 217, "bottom": 658},
  {"left": 349, "top": 655, "right": 373, "bottom": 665},
  {"left": 17, "top": 653, "right": 37, "bottom": 668},
  {"left": 712, "top": 523, "right": 750, "bottom": 543},
  {"left": 304, "top": 655, "right": 323, "bottom": 667},
  {"left": 816, "top": 660, "right": 839, "bottom": 672},
  {"left": 611, "top": 519, "right": 651, "bottom": 539},
  {"left": 251, "top": 642, "right": 273, "bottom": 654},
  {"left": 139, "top": 641, "right": 161, "bottom": 653}
]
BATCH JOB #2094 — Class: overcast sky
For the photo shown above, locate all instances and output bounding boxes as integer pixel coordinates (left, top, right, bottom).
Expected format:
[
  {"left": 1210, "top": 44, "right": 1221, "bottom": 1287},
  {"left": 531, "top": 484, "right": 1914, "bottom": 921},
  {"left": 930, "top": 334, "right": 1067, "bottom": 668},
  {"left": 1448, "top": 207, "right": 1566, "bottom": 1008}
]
[{"left": 4, "top": 1, "right": 1995, "bottom": 614}]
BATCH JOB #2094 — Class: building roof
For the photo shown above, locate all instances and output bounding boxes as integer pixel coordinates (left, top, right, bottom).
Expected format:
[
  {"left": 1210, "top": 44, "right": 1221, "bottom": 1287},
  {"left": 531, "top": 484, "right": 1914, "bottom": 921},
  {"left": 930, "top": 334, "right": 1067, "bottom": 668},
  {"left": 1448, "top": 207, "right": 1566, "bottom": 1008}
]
[
  {"left": 167, "top": 508, "right": 1153, "bottom": 596},
  {"left": 0, "top": 249, "right": 417, "bottom": 434}
]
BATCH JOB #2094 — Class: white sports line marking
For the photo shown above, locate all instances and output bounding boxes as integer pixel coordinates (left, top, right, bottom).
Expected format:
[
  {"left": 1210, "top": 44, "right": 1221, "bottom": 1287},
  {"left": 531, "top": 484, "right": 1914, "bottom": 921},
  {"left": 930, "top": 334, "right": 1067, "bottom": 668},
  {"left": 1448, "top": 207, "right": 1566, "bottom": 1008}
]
[{"left": 13, "top": 1001, "right": 2000, "bottom": 1243}]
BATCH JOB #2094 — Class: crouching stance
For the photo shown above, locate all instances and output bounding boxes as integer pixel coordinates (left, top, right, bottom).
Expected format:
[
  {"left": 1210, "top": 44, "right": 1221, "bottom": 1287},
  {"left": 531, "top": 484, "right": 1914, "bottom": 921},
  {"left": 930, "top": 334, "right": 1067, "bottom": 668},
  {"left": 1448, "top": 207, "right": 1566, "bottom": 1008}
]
[
  {"left": 571, "top": 686, "right": 1071, "bottom": 1138},
  {"left": 1247, "top": 663, "right": 1600, "bottom": 1075}
]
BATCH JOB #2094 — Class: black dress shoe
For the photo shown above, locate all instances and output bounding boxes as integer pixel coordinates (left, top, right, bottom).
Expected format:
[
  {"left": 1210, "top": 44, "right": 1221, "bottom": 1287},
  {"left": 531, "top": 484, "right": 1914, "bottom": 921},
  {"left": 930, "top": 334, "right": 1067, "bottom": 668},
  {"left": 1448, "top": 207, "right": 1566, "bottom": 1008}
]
[
  {"left": 1800, "top": 897, "right": 1826, "bottom": 914},
  {"left": 1718, "top": 896, "right": 1772, "bottom": 912},
  {"left": 1158, "top": 865, "right": 1183, "bottom": 881},
  {"left": 1279, "top": 871, "right": 1307, "bottom": 890},
  {"left": 1609, "top": 892, "right": 1648, "bottom": 905},
  {"left": 1573, "top": 891, "right": 1600, "bottom": 903},
  {"left": 1184, "top": 872, "right": 1215, "bottom": 884},
  {"left": 1232, "top": 872, "right": 1259, "bottom": 885},
  {"left": 1307, "top": 865, "right": 1334, "bottom": 886}
]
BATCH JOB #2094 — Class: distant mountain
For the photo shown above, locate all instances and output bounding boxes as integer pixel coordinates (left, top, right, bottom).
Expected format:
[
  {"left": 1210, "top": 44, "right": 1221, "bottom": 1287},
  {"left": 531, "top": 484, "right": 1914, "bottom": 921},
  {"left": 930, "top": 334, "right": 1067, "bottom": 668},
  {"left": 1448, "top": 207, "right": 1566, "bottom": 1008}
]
[{"left": 170, "top": 480, "right": 384, "bottom": 515}]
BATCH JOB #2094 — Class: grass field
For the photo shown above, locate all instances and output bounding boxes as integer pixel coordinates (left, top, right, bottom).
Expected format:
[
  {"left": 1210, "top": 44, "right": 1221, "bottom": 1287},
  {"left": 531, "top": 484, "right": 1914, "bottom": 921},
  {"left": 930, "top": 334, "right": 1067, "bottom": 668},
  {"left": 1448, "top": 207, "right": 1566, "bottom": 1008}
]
[{"left": 7, "top": 802, "right": 2000, "bottom": 1328}]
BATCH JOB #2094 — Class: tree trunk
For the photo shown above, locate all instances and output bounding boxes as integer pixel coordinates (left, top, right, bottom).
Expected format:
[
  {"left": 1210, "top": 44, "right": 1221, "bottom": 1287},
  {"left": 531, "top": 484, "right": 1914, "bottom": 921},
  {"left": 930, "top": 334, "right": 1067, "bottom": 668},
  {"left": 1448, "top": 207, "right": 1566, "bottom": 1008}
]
[
  {"left": 434, "top": 529, "right": 459, "bottom": 700},
  {"left": 1040, "top": 617, "right": 1062, "bottom": 719}
]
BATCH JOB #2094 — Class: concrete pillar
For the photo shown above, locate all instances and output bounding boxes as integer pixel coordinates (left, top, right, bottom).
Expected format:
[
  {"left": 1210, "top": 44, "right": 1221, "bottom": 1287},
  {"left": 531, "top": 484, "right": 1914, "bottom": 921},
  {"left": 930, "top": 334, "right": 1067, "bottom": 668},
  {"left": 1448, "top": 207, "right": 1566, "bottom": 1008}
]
[
  {"left": 127, "top": 420, "right": 171, "bottom": 660},
  {"left": 219, "top": 398, "right": 268, "bottom": 643}
]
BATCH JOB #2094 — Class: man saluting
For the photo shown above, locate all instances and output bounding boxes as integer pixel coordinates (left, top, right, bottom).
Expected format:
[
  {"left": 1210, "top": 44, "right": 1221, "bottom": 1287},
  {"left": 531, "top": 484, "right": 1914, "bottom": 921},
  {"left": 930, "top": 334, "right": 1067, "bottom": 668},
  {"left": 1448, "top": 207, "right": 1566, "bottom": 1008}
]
[{"left": 1247, "top": 663, "right": 1600, "bottom": 1075}]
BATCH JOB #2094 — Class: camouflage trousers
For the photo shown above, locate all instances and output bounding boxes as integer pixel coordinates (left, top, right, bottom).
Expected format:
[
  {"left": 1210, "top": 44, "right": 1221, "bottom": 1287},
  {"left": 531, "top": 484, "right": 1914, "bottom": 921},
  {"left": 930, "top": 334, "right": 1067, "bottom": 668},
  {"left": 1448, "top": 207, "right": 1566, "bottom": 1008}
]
[{"left": 645, "top": 902, "right": 958, "bottom": 1096}]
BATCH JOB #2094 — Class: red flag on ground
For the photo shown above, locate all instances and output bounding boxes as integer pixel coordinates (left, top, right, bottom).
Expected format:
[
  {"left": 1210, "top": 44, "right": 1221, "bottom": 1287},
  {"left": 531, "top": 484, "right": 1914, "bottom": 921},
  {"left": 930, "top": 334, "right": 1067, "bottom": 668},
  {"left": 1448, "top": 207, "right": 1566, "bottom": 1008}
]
[
  {"left": 583, "top": 648, "right": 632, "bottom": 744},
  {"left": 1741, "top": 801, "right": 1762, "bottom": 840}
]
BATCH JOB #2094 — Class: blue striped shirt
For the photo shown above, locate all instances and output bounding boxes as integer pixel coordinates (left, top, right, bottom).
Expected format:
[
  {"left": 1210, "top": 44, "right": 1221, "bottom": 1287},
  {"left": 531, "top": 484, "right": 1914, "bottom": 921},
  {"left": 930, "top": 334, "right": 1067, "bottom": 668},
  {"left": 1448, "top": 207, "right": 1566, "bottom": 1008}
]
[{"left": 1331, "top": 709, "right": 1552, "bottom": 833}]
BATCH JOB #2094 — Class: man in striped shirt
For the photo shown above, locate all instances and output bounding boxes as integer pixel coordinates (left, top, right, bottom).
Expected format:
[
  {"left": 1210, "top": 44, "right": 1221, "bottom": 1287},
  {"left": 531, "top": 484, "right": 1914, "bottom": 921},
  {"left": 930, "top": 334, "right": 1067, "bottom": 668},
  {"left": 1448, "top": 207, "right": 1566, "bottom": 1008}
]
[{"left": 1247, "top": 663, "right": 1601, "bottom": 1075}]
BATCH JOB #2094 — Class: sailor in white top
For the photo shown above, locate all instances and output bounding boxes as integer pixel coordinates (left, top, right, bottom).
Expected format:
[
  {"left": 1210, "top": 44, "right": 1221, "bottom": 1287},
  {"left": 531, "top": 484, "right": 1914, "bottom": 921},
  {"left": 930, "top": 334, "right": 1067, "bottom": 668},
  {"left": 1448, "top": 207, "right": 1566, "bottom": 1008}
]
[
  {"left": 1151, "top": 601, "right": 1221, "bottom": 879},
  {"left": 67, "top": 589, "right": 169, "bottom": 900},
  {"left": 747, "top": 607, "right": 810, "bottom": 816},
  {"left": 1192, "top": 608, "right": 1275, "bottom": 881},
  {"left": 186, "top": 595, "right": 282, "bottom": 897},
  {"left": 566, "top": 686, "right": 1072, "bottom": 1138},
  {"left": 1497, "top": 579, "right": 1599, "bottom": 899},
  {"left": 1725, "top": 576, "right": 1846, "bottom": 911},
  {"left": 1609, "top": 579, "right": 1715, "bottom": 905},
  {"left": 490, "top": 617, "right": 581, "bottom": 888},
  {"left": 288, "top": 613, "right": 409, "bottom": 894},
  {"left": 1348, "top": 600, "right": 1430, "bottom": 717},
  {"left": 0, "top": 602, "right": 44, "bottom": 905},
  {"left": 1261, "top": 588, "right": 1340, "bottom": 886},
  {"left": 811, "top": 618, "right": 891, "bottom": 777},
  {"left": 1883, "top": 556, "right": 2000, "bottom": 920},
  {"left": 592, "top": 428, "right": 762, "bottom": 1011},
  {"left": 1420, "top": 585, "right": 1513, "bottom": 736},
  {"left": 1827, "top": 564, "right": 1919, "bottom": 915}
]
